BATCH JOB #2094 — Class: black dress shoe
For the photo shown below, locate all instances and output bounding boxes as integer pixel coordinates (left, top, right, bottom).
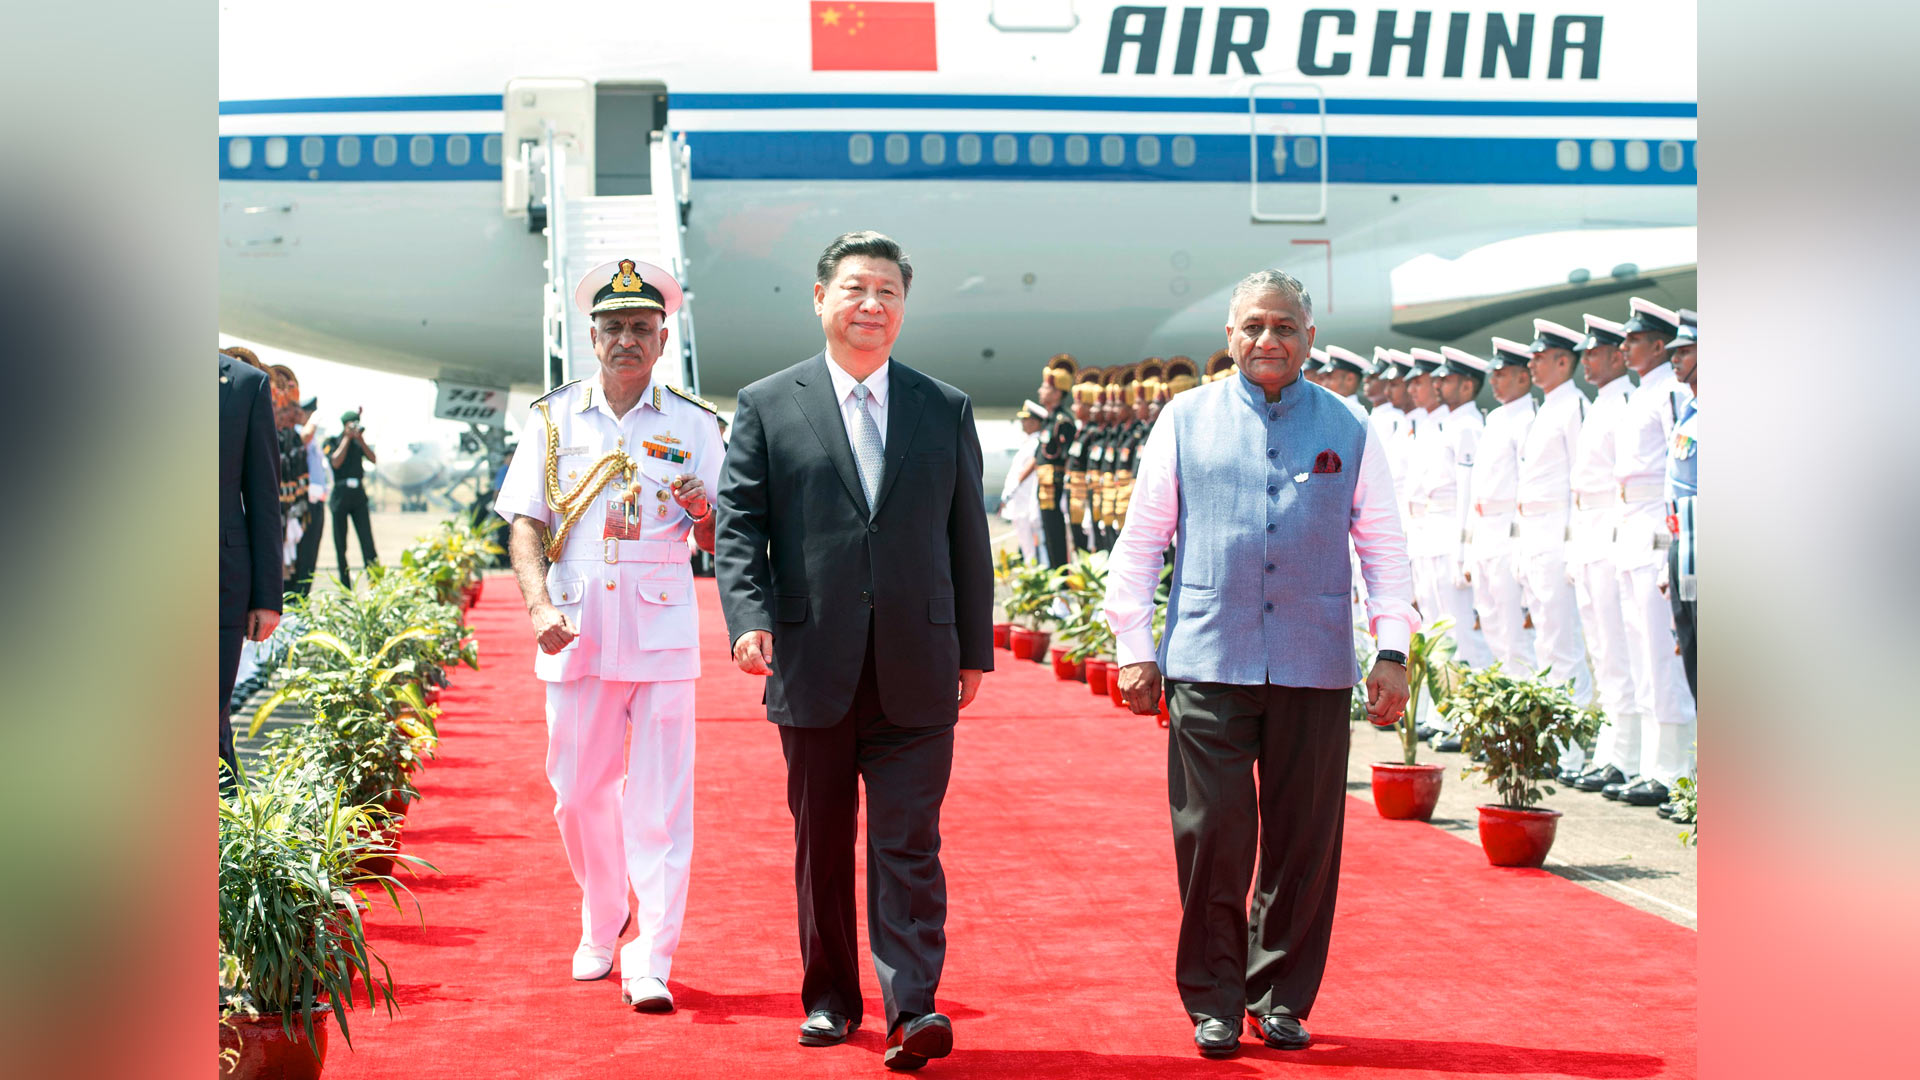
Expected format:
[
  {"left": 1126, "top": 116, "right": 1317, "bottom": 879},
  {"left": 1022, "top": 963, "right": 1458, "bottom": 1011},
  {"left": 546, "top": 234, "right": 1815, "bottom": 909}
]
[
  {"left": 1619, "top": 778, "right": 1669, "bottom": 806},
  {"left": 1250, "top": 1014, "right": 1312, "bottom": 1050},
  {"left": 1574, "top": 765, "right": 1626, "bottom": 792},
  {"left": 798, "top": 1010, "right": 858, "bottom": 1047},
  {"left": 1192, "top": 1016, "right": 1240, "bottom": 1058},
  {"left": 1601, "top": 778, "right": 1633, "bottom": 800},
  {"left": 884, "top": 1013, "right": 952, "bottom": 1071},
  {"left": 1656, "top": 801, "right": 1675, "bottom": 819},
  {"left": 1556, "top": 767, "right": 1584, "bottom": 785},
  {"left": 1433, "top": 734, "right": 1462, "bottom": 753}
]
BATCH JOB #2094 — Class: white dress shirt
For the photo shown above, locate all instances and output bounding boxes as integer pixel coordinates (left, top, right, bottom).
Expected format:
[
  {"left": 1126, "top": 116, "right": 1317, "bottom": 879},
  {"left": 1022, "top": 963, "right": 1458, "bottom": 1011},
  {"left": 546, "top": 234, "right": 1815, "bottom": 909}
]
[
  {"left": 825, "top": 355, "right": 890, "bottom": 451},
  {"left": 1568, "top": 376, "right": 1633, "bottom": 499},
  {"left": 1516, "top": 380, "right": 1587, "bottom": 507},
  {"left": 1103, "top": 412, "right": 1419, "bottom": 663},
  {"left": 1473, "top": 396, "right": 1533, "bottom": 514},
  {"left": 1615, "top": 362, "right": 1688, "bottom": 490}
]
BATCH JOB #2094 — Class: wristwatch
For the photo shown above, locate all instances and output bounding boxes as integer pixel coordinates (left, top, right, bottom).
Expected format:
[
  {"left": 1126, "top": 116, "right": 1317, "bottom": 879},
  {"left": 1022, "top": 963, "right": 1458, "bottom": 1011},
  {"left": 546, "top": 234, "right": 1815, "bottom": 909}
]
[{"left": 1376, "top": 649, "right": 1406, "bottom": 667}]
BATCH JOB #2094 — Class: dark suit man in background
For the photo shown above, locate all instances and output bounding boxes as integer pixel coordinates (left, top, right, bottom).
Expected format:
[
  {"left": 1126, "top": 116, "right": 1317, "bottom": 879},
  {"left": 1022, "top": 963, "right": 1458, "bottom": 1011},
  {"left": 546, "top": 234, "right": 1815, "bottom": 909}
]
[
  {"left": 218, "top": 351, "right": 283, "bottom": 791},
  {"left": 716, "top": 231, "right": 993, "bottom": 1072}
]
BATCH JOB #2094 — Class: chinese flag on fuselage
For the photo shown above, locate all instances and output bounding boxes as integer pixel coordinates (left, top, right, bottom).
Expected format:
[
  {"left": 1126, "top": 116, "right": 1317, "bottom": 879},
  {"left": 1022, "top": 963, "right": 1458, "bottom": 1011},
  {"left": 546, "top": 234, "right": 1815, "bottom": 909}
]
[{"left": 810, "top": 2, "right": 938, "bottom": 71}]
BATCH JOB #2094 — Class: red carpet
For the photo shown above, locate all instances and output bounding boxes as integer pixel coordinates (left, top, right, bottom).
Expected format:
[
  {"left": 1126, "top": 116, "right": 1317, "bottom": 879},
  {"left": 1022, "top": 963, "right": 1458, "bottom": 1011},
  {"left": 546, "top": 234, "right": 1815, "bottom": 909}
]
[{"left": 327, "top": 578, "right": 1695, "bottom": 1079}]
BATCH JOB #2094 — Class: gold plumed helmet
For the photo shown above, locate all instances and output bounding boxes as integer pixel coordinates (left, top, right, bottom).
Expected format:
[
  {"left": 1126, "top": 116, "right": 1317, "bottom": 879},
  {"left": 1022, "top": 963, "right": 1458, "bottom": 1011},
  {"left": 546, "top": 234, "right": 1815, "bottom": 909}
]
[
  {"left": 1044, "top": 352, "right": 1077, "bottom": 391},
  {"left": 1165, "top": 356, "right": 1200, "bottom": 395},
  {"left": 1104, "top": 364, "right": 1135, "bottom": 403},
  {"left": 1205, "top": 349, "right": 1236, "bottom": 383},
  {"left": 1132, "top": 358, "right": 1165, "bottom": 402},
  {"left": 1072, "top": 366, "right": 1105, "bottom": 404}
]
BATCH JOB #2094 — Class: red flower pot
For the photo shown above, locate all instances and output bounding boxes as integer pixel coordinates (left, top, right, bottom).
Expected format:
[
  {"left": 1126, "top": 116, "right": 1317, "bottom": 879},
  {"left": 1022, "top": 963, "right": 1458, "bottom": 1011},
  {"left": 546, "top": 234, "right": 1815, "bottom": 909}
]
[
  {"left": 1074, "top": 658, "right": 1087, "bottom": 681},
  {"left": 1477, "top": 804, "right": 1563, "bottom": 868},
  {"left": 1108, "top": 670, "right": 1127, "bottom": 707},
  {"left": 1028, "top": 630, "right": 1051, "bottom": 662},
  {"left": 1085, "top": 658, "right": 1110, "bottom": 695},
  {"left": 1049, "top": 646, "right": 1078, "bottom": 680},
  {"left": 1370, "top": 762, "right": 1445, "bottom": 821},
  {"left": 1009, "top": 626, "right": 1038, "bottom": 660},
  {"left": 992, "top": 622, "right": 1012, "bottom": 649},
  {"left": 220, "top": 1005, "right": 332, "bottom": 1080}
]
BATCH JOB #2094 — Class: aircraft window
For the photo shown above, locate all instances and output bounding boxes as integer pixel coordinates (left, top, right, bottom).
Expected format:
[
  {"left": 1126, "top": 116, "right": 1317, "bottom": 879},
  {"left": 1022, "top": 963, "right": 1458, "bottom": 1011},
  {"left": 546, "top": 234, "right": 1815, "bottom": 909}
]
[
  {"left": 848, "top": 134, "right": 874, "bottom": 165},
  {"left": 1624, "top": 139, "right": 1649, "bottom": 172},
  {"left": 300, "top": 136, "right": 324, "bottom": 168},
  {"left": 1137, "top": 135, "right": 1161, "bottom": 167},
  {"left": 1029, "top": 134, "right": 1054, "bottom": 166},
  {"left": 264, "top": 136, "right": 289, "bottom": 169},
  {"left": 1065, "top": 134, "right": 1089, "bottom": 166},
  {"left": 447, "top": 134, "right": 471, "bottom": 166},
  {"left": 1172, "top": 135, "right": 1195, "bottom": 167},
  {"left": 1589, "top": 139, "right": 1615, "bottom": 171},
  {"left": 1659, "top": 140, "right": 1684, "bottom": 172},
  {"left": 482, "top": 134, "right": 502, "bottom": 166},
  {"left": 227, "top": 137, "right": 252, "bottom": 169},
  {"left": 921, "top": 133, "right": 946, "bottom": 165},
  {"left": 993, "top": 134, "right": 1016, "bottom": 165},
  {"left": 1555, "top": 139, "right": 1579, "bottom": 170},
  {"left": 410, "top": 135, "right": 435, "bottom": 166},
  {"left": 1100, "top": 134, "right": 1123, "bottom": 166},
  {"left": 1293, "top": 136, "right": 1318, "bottom": 170},
  {"left": 957, "top": 133, "right": 981, "bottom": 165},
  {"left": 373, "top": 135, "right": 397, "bottom": 166},
  {"left": 336, "top": 135, "right": 360, "bottom": 167},
  {"left": 884, "top": 133, "right": 909, "bottom": 165}
]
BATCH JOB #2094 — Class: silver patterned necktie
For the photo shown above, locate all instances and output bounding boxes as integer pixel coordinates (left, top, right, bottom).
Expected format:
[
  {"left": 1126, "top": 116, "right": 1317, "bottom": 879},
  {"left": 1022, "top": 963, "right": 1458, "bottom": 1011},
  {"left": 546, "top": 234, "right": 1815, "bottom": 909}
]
[{"left": 850, "top": 383, "right": 886, "bottom": 511}]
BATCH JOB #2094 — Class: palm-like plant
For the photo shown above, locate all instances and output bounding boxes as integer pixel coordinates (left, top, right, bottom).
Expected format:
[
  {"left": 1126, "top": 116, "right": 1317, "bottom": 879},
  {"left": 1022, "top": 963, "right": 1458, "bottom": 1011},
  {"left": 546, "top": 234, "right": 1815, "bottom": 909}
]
[
  {"left": 248, "top": 628, "right": 442, "bottom": 738},
  {"left": 400, "top": 518, "right": 503, "bottom": 607},
  {"left": 1005, "top": 560, "right": 1066, "bottom": 631},
  {"left": 1449, "top": 665, "right": 1603, "bottom": 808},
  {"left": 1395, "top": 618, "right": 1461, "bottom": 766},
  {"left": 261, "top": 707, "right": 435, "bottom": 811}
]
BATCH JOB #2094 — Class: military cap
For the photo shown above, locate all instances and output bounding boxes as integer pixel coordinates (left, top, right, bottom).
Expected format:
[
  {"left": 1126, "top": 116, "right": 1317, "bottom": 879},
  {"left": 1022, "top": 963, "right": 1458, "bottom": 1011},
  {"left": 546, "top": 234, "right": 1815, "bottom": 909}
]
[
  {"left": 1204, "top": 350, "right": 1236, "bottom": 383},
  {"left": 1440, "top": 346, "right": 1490, "bottom": 378},
  {"left": 1408, "top": 348, "right": 1444, "bottom": 374},
  {"left": 299, "top": 395, "right": 318, "bottom": 412},
  {"left": 576, "top": 257, "right": 682, "bottom": 317},
  {"left": 1622, "top": 296, "right": 1679, "bottom": 338},
  {"left": 340, "top": 409, "right": 360, "bottom": 424},
  {"left": 1370, "top": 347, "right": 1399, "bottom": 379},
  {"left": 1323, "top": 346, "right": 1369, "bottom": 376},
  {"left": 1306, "top": 348, "right": 1329, "bottom": 373},
  {"left": 1575, "top": 314, "right": 1625, "bottom": 353},
  {"left": 1489, "top": 336, "right": 1534, "bottom": 368},
  {"left": 1667, "top": 309, "right": 1697, "bottom": 350},
  {"left": 1016, "top": 399, "right": 1048, "bottom": 421},
  {"left": 1531, "top": 319, "right": 1585, "bottom": 354},
  {"left": 1044, "top": 352, "right": 1078, "bottom": 390},
  {"left": 1166, "top": 356, "right": 1200, "bottom": 394}
]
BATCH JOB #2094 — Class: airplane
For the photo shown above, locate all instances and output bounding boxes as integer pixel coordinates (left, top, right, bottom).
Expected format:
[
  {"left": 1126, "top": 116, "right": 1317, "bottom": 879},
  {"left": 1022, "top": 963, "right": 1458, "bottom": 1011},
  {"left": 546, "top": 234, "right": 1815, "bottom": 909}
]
[{"left": 218, "top": 0, "right": 1696, "bottom": 410}]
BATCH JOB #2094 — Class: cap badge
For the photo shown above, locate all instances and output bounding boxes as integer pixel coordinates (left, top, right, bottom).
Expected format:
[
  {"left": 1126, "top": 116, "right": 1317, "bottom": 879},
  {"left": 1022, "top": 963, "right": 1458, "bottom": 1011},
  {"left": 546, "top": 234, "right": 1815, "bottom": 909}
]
[{"left": 610, "top": 259, "right": 646, "bottom": 294}]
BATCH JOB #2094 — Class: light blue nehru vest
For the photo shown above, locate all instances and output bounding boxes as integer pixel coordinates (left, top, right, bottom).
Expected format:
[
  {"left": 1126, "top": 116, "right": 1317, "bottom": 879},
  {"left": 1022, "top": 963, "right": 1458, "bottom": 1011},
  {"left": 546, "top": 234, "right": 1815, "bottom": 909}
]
[{"left": 1161, "top": 374, "right": 1369, "bottom": 689}]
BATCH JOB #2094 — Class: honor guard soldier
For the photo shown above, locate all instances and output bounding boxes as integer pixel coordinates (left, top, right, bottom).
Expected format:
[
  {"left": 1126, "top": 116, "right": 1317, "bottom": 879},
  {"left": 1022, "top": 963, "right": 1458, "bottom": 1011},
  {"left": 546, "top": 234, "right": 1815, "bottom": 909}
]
[
  {"left": 1099, "top": 367, "right": 1139, "bottom": 548},
  {"left": 1467, "top": 339, "right": 1540, "bottom": 678},
  {"left": 1664, "top": 311, "right": 1697, "bottom": 703},
  {"left": 1064, "top": 368, "right": 1103, "bottom": 553},
  {"left": 493, "top": 257, "right": 723, "bottom": 1011},
  {"left": 1085, "top": 375, "right": 1117, "bottom": 552},
  {"left": 1606, "top": 297, "right": 1696, "bottom": 806},
  {"left": 1113, "top": 363, "right": 1164, "bottom": 530},
  {"left": 1204, "top": 349, "right": 1236, "bottom": 384},
  {"left": 1034, "top": 354, "right": 1079, "bottom": 567},
  {"left": 1367, "top": 349, "right": 1405, "bottom": 446},
  {"left": 1322, "top": 347, "right": 1372, "bottom": 420}
]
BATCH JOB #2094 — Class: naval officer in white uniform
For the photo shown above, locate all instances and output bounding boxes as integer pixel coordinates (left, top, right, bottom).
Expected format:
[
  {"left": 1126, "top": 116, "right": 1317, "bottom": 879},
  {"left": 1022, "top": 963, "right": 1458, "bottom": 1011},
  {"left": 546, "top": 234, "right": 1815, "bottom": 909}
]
[{"left": 494, "top": 258, "right": 725, "bottom": 1011}]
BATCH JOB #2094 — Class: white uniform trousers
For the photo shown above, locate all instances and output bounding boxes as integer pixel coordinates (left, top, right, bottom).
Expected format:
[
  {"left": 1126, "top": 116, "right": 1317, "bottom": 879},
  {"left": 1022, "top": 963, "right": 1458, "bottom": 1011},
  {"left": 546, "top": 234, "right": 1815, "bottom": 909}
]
[
  {"left": 1518, "top": 551, "right": 1596, "bottom": 771},
  {"left": 545, "top": 676, "right": 695, "bottom": 980},
  {"left": 1615, "top": 560, "right": 1698, "bottom": 785},
  {"left": 1414, "top": 552, "right": 1491, "bottom": 733},
  {"left": 1570, "top": 558, "right": 1637, "bottom": 773},
  {"left": 1468, "top": 549, "right": 1536, "bottom": 675}
]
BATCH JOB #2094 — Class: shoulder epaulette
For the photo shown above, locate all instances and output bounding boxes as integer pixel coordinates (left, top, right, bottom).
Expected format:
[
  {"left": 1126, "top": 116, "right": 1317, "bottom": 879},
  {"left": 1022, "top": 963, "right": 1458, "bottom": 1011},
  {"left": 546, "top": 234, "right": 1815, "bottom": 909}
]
[
  {"left": 531, "top": 380, "right": 579, "bottom": 407},
  {"left": 667, "top": 384, "right": 719, "bottom": 414}
]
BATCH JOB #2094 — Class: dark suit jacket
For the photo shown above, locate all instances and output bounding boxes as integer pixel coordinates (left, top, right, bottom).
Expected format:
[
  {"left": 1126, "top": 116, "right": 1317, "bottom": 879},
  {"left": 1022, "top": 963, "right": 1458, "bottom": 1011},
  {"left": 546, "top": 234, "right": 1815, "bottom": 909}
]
[
  {"left": 717, "top": 354, "right": 994, "bottom": 728},
  {"left": 219, "top": 353, "right": 283, "bottom": 628}
]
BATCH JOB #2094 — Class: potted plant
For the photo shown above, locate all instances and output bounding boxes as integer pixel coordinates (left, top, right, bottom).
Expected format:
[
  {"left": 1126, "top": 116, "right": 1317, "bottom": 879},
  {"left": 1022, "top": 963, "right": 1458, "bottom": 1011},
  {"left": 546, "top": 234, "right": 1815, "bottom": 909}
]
[
  {"left": 1450, "top": 665, "right": 1604, "bottom": 867},
  {"left": 1369, "top": 618, "right": 1459, "bottom": 821},
  {"left": 990, "top": 549, "right": 1021, "bottom": 649},
  {"left": 1004, "top": 560, "right": 1062, "bottom": 660},
  {"left": 1050, "top": 552, "right": 1112, "bottom": 682}
]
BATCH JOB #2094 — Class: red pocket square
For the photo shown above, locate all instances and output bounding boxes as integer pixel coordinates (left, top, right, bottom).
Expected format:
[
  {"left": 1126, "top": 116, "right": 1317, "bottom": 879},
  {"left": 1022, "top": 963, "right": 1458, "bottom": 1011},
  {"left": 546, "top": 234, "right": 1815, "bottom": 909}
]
[{"left": 1312, "top": 449, "right": 1342, "bottom": 474}]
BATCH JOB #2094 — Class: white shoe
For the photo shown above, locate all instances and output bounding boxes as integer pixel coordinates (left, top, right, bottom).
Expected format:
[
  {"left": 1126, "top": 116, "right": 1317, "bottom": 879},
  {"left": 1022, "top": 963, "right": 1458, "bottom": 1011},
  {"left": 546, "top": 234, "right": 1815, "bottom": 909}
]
[
  {"left": 572, "top": 944, "right": 615, "bottom": 981},
  {"left": 621, "top": 975, "right": 674, "bottom": 1012}
]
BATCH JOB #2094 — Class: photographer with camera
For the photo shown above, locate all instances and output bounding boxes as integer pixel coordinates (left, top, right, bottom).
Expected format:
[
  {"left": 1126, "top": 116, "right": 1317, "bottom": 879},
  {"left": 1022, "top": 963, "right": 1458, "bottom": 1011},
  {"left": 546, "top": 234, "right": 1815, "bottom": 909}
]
[{"left": 324, "top": 408, "right": 379, "bottom": 587}]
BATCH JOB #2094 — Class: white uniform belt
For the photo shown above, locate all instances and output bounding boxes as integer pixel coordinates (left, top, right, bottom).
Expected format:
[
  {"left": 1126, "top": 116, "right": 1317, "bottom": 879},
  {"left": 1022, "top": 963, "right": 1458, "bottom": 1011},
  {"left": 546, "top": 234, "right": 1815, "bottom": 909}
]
[
  {"left": 1515, "top": 498, "right": 1567, "bottom": 517},
  {"left": 559, "top": 537, "right": 685, "bottom": 564},
  {"left": 341, "top": 477, "right": 362, "bottom": 488},
  {"left": 1422, "top": 497, "right": 1456, "bottom": 516},
  {"left": 1474, "top": 499, "right": 1516, "bottom": 516},
  {"left": 1617, "top": 477, "right": 1666, "bottom": 504},
  {"left": 1573, "top": 489, "right": 1612, "bottom": 510}
]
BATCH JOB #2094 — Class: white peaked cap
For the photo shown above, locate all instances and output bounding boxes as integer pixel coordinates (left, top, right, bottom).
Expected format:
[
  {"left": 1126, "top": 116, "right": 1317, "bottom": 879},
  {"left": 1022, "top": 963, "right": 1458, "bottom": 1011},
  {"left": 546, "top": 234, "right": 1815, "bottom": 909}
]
[{"left": 1441, "top": 346, "right": 1489, "bottom": 374}]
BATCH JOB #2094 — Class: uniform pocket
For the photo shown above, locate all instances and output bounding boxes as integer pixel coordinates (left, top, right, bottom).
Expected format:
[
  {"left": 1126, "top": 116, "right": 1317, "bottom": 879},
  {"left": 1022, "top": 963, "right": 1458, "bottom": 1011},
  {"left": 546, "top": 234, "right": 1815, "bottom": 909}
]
[
  {"left": 638, "top": 580, "right": 691, "bottom": 606},
  {"left": 548, "top": 575, "right": 585, "bottom": 607}
]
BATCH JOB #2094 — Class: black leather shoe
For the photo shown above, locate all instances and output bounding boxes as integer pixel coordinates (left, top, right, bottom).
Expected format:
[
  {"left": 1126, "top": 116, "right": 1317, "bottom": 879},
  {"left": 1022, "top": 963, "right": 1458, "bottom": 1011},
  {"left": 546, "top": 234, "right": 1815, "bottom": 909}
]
[
  {"left": 1433, "top": 734, "right": 1462, "bottom": 753},
  {"left": 1250, "top": 1014, "right": 1312, "bottom": 1050},
  {"left": 1556, "top": 767, "right": 1583, "bottom": 785},
  {"left": 1655, "top": 801, "right": 1675, "bottom": 819},
  {"left": 884, "top": 1013, "right": 952, "bottom": 1071},
  {"left": 1193, "top": 1017, "right": 1240, "bottom": 1058},
  {"left": 1619, "top": 778, "right": 1669, "bottom": 806},
  {"left": 1574, "top": 765, "right": 1626, "bottom": 792},
  {"left": 798, "top": 1010, "right": 858, "bottom": 1047}
]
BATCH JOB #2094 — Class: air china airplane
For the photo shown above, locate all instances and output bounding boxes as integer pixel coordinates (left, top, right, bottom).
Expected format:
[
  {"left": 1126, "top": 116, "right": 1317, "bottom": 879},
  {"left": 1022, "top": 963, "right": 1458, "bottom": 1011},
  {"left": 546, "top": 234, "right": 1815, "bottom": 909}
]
[{"left": 219, "top": 0, "right": 1695, "bottom": 407}]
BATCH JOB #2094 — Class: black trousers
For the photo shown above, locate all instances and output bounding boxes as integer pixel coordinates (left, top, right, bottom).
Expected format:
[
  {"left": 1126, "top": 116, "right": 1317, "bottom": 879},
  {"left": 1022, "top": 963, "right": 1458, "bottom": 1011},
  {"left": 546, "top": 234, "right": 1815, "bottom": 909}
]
[
  {"left": 1669, "top": 542, "right": 1696, "bottom": 698},
  {"left": 1068, "top": 520, "right": 1089, "bottom": 554},
  {"left": 219, "top": 625, "right": 244, "bottom": 796},
  {"left": 330, "top": 485, "right": 378, "bottom": 587},
  {"left": 1166, "top": 680, "right": 1350, "bottom": 1022},
  {"left": 289, "top": 499, "right": 325, "bottom": 598},
  {"left": 779, "top": 629, "right": 954, "bottom": 1029},
  {"left": 1039, "top": 506, "right": 1069, "bottom": 569}
]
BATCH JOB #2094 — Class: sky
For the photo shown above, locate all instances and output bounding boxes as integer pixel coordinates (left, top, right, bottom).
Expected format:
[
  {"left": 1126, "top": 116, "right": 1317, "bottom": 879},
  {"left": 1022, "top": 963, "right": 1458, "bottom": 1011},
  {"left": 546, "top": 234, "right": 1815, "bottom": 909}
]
[{"left": 219, "top": 333, "right": 502, "bottom": 452}]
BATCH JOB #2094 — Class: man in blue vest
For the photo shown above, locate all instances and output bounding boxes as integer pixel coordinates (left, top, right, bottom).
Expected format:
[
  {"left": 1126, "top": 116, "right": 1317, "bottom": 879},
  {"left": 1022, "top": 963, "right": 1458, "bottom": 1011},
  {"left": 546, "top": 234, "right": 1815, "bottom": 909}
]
[{"left": 1104, "top": 269, "right": 1417, "bottom": 1058}]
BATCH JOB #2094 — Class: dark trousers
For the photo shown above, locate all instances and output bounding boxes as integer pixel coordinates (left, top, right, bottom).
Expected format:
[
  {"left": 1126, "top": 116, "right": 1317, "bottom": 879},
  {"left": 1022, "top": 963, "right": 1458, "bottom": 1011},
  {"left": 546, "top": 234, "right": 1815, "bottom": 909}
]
[
  {"left": 779, "top": 630, "right": 954, "bottom": 1030},
  {"left": 219, "top": 625, "right": 244, "bottom": 796},
  {"left": 330, "top": 485, "right": 378, "bottom": 587},
  {"left": 1166, "top": 680, "right": 1350, "bottom": 1022},
  {"left": 289, "top": 499, "right": 325, "bottom": 598},
  {"left": 1039, "top": 505, "right": 1069, "bottom": 569},
  {"left": 1069, "top": 521, "right": 1089, "bottom": 553},
  {"left": 1669, "top": 542, "right": 1696, "bottom": 698}
]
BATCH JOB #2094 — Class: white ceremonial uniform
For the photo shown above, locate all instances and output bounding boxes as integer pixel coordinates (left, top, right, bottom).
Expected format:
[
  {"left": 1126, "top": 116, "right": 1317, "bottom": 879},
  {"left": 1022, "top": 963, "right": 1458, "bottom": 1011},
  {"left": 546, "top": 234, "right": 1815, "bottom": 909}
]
[
  {"left": 1407, "top": 404, "right": 1492, "bottom": 673},
  {"left": 1563, "top": 376, "right": 1635, "bottom": 772},
  {"left": 1611, "top": 363, "right": 1697, "bottom": 786},
  {"left": 1516, "top": 381, "right": 1598, "bottom": 710},
  {"left": 1468, "top": 395, "right": 1538, "bottom": 675},
  {"left": 1333, "top": 391, "right": 1372, "bottom": 629},
  {"left": 492, "top": 372, "right": 724, "bottom": 980},
  {"left": 1000, "top": 430, "right": 1042, "bottom": 562}
]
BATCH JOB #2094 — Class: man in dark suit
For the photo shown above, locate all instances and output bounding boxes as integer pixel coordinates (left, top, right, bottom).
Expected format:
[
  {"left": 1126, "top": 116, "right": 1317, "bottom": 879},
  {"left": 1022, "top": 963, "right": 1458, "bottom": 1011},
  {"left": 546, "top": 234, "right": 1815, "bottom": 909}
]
[
  {"left": 218, "top": 350, "right": 284, "bottom": 791},
  {"left": 716, "top": 231, "right": 993, "bottom": 1072}
]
